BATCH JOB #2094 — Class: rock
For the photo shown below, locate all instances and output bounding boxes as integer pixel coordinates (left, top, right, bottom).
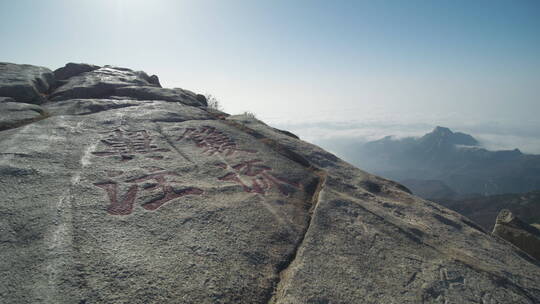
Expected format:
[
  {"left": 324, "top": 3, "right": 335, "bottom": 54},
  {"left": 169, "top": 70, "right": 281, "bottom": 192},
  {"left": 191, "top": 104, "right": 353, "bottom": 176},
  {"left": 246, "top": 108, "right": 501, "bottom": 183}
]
[
  {"left": 272, "top": 128, "right": 299, "bottom": 139},
  {"left": 149, "top": 74, "right": 161, "bottom": 87},
  {"left": 50, "top": 66, "right": 160, "bottom": 101},
  {"left": 0, "top": 62, "right": 55, "bottom": 104},
  {"left": 196, "top": 94, "right": 207, "bottom": 105},
  {"left": 0, "top": 101, "right": 46, "bottom": 131},
  {"left": 44, "top": 98, "right": 212, "bottom": 122},
  {"left": 1, "top": 63, "right": 539, "bottom": 303},
  {"left": 0, "top": 97, "right": 15, "bottom": 103},
  {"left": 492, "top": 209, "right": 540, "bottom": 260},
  {"left": 135, "top": 71, "right": 161, "bottom": 88},
  {"left": 53, "top": 62, "right": 101, "bottom": 80},
  {"left": 113, "top": 86, "right": 206, "bottom": 107}
]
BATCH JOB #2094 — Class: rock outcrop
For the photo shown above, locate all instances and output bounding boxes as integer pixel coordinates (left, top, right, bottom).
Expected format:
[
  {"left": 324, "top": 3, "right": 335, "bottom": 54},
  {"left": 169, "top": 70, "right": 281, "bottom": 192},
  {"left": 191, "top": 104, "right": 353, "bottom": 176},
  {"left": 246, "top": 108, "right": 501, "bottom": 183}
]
[
  {"left": 53, "top": 62, "right": 100, "bottom": 81},
  {"left": 0, "top": 101, "right": 48, "bottom": 131},
  {"left": 492, "top": 209, "right": 540, "bottom": 260},
  {"left": 1, "top": 62, "right": 540, "bottom": 303},
  {"left": 0, "top": 62, "right": 55, "bottom": 104}
]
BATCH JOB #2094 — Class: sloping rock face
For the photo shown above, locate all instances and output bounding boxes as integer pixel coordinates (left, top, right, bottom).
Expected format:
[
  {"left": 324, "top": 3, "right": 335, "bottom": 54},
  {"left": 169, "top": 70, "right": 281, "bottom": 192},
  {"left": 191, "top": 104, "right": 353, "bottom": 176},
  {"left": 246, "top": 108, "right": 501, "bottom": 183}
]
[
  {"left": 53, "top": 62, "right": 100, "bottom": 81},
  {"left": 492, "top": 209, "right": 540, "bottom": 260},
  {"left": 0, "top": 62, "right": 55, "bottom": 104},
  {"left": 50, "top": 65, "right": 163, "bottom": 101},
  {"left": 0, "top": 101, "right": 48, "bottom": 131},
  {"left": 1, "top": 62, "right": 540, "bottom": 304}
]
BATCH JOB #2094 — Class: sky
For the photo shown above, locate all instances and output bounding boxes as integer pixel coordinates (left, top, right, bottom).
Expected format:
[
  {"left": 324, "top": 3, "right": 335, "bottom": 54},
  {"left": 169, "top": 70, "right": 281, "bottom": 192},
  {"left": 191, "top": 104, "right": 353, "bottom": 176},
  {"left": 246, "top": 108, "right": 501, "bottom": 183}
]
[{"left": 1, "top": 0, "right": 539, "bottom": 151}]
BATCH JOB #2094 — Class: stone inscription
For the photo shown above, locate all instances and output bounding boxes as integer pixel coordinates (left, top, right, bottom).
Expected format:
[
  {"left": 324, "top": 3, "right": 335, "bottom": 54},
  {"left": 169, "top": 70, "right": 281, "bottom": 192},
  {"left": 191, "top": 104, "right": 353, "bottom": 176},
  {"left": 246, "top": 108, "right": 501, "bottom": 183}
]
[
  {"left": 217, "top": 159, "right": 300, "bottom": 196},
  {"left": 127, "top": 171, "right": 203, "bottom": 211},
  {"left": 177, "top": 126, "right": 256, "bottom": 156},
  {"left": 92, "top": 128, "right": 170, "bottom": 160},
  {"left": 94, "top": 182, "right": 138, "bottom": 215},
  {"left": 175, "top": 125, "right": 300, "bottom": 196},
  {"left": 92, "top": 126, "right": 299, "bottom": 215},
  {"left": 94, "top": 170, "right": 203, "bottom": 215},
  {"left": 92, "top": 128, "right": 202, "bottom": 215}
]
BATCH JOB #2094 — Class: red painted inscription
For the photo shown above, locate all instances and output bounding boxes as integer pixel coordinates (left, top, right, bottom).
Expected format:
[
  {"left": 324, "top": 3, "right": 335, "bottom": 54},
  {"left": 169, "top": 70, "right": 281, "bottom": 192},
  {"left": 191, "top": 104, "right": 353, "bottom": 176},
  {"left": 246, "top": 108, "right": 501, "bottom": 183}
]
[
  {"left": 177, "top": 126, "right": 256, "bottom": 156},
  {"left": 218, "top": 159, "right": 299, "bottom": 196},
  {"left": 92, "top": 128, "right": 170, "bottom": 159},
  {"left": 93, "top": 182, "right": 138, "bottom": 215},
  {"left": 127, "top": 171, "right": 203, "bottom": 211},
  {"left": 95, "top": 171, "right": 203, "bottom": 215}
]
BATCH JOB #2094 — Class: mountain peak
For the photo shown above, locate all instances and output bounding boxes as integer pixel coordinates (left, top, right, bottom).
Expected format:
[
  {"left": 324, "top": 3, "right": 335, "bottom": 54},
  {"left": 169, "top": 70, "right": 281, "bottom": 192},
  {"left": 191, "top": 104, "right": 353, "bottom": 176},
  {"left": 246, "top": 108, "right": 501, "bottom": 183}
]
[
  {"left": 422, "top": 126, "right": 479, "bottom": 146},
  {"left": 433, "top": 126, "right": 453, "bottom": 135}
]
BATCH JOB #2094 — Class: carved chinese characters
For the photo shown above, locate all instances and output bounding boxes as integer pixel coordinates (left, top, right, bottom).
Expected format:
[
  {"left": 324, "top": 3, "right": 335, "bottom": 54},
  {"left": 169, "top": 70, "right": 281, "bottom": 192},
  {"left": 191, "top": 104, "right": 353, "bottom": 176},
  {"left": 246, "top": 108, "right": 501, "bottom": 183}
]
[
  {"left": 127, "top": 171, "right": 203, "bottom": 211},
  {"left": 92, "top": 128, "right": 170, "bottom": 160},
  {"left": 175, "top": 125, "right": 300, "bottom": 196},
  {"left": 92, "top": 125, "right": 302, "bottom": 216},
  {"left": 92, "top": 128, "right": 203, "bottom": 215},
  {"left": 177, "top": 125, "right": 256, "bottom": 156},
  {"left": 217, "top": 159, "right": 299, "bottom": 196},
  {"left": 94, "top": 182, "right": 138, "bottom": 215},
  {"left": 94, "top": 171, "right": 203, "bottom": 215}
]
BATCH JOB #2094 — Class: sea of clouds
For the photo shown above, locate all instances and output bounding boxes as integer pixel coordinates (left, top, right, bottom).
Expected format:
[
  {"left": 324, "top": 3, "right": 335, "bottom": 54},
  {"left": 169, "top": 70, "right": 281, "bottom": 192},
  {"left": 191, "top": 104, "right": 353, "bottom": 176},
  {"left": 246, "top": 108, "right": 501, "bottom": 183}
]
[{"left": 266, "top": 115, "right": 540, "bottom": 155}]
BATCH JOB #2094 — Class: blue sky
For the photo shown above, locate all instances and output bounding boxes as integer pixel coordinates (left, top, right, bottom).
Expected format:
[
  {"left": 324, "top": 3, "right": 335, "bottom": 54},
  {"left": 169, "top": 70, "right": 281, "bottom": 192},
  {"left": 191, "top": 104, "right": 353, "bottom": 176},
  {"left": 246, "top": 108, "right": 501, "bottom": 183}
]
[{"left": 1, "top": 0, "right": 539, "bottom": 150}]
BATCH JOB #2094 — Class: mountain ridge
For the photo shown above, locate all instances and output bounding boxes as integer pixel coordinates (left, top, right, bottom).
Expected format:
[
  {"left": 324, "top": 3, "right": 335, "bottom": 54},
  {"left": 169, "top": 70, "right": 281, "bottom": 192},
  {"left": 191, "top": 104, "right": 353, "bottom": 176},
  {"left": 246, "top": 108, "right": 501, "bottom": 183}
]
[{"left": 342, "top": 126, "right": 540, "bottom": 196}]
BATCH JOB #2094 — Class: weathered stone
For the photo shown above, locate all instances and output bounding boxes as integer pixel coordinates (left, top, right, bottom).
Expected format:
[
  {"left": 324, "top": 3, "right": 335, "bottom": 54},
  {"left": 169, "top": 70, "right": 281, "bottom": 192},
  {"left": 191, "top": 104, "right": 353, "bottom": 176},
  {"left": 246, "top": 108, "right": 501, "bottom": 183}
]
[
  {"left": 53, "top": 62, "right": 101, "bottom": 80},
  {"left": 0, "top": 97, "right": 15, "bottom": 103},
  {"left": 196, "top": 94, "right": 207, "bottom": 105},
  {"left": 50, "top": 66, "right": 159, "bottom": 101},
  {"left": 44, "top": 98, "right": 213, "bottom": 122},
  {"left": 1, "top": 63, "right": 539, "bottom": 303},
  {"left": 0, "top": 101, "right": 46, "bottom": 131},
  {"left": 149, "top": 75, "right": 161, "bottom": 87},
  {"left": 0, "top": 62, "right": 55, "bottom": 104},
  {"left": 493, "top": 209, "right": 540, "bottom": 260},
  {"left": 113, "top": 86, "right": 206, "bottom": 107},
  {"left": 134, "top": 71, "right": 162, "bottom": 88}
]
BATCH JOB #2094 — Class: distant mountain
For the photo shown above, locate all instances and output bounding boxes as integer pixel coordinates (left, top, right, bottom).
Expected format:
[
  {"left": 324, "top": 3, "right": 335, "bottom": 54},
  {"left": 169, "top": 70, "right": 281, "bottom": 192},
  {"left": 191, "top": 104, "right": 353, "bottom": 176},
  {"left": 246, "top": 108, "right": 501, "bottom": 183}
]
[
  {"left": 435, "top": 191, "right": 540, "bottom": 231},
  {"left": 341, "top": 126, "right": 540, "bottom": 196}
]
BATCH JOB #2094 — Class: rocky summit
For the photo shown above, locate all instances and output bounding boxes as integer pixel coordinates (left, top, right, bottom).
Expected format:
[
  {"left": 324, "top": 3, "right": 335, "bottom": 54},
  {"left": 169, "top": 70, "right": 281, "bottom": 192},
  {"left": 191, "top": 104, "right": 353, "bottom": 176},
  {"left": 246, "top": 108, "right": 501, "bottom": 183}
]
[{"left": 1, "top": 62, "right": 540, "bottom": 304}]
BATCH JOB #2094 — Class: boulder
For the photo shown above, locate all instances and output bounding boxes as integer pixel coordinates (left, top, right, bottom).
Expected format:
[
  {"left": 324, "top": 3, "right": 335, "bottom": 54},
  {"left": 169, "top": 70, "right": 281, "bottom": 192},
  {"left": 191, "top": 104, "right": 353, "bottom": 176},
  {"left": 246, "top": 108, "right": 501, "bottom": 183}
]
[
  {"left": 53, "top": 62, "right": 101, "bottom": 80},
  {"left": 1, "top": 62, "right": 539, "bottom": 303},
  {"left": 0, "top": 62, "right": 55, "bottom": 104},
  {"left": 0, "top": 101, "right": 46, "bottom": 131},
  {"left": 50, "top": 66, "right": 160, "bottom": 101},
  {"left": 492, "top": 209, "right": 540, "bottom": 260},
  {"left": 114, "top": 86, "right": 207, "bottom": 107}
]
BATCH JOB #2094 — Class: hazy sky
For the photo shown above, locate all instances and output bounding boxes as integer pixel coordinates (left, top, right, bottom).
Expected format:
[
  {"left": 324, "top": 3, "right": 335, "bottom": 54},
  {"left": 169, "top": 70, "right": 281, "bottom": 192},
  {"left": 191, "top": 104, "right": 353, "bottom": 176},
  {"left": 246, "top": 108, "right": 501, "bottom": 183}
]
[{"left": 1, "top": 0, "right": 539, "bottom": 150}]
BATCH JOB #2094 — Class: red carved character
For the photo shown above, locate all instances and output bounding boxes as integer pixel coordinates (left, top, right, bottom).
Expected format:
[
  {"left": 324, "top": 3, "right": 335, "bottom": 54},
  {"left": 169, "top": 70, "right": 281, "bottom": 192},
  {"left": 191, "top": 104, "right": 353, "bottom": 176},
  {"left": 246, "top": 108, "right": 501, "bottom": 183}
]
[
  {"left": 177, "top": 126, "right": 256, "bottom": 156},
  {"left": 218, "top": 159, "right": 299, "bottom": 196},
  {"left": 126, "top": 171, "right": 203, "bottom": 211},
  {"left": 94, "top": 171, "right": 203, "bottom": 215},
  {"left": 92, "top": 128, "right": 170, "bottom": 159},
  {"left": 93, "top": 182, "right": 138, "bottom": 215}
]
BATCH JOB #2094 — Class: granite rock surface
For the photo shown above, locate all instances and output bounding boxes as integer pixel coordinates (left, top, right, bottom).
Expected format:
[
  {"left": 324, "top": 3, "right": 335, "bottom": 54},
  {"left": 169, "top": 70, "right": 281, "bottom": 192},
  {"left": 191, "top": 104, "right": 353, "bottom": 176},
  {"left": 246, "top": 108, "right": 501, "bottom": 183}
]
[
  {"left": 1, "top": 62, "right": 539, "bottom": 304},
  {"left": 0, "top": 62, "right": 55, "bottom": 104},
  {"left": 50, "top": 65, "right": 161, "bottom": 101},
  {"left": 492, "top": 209, "right": 540, "bottom": 261}
]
